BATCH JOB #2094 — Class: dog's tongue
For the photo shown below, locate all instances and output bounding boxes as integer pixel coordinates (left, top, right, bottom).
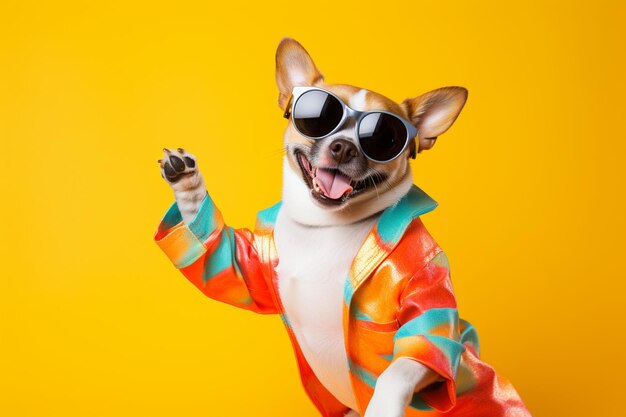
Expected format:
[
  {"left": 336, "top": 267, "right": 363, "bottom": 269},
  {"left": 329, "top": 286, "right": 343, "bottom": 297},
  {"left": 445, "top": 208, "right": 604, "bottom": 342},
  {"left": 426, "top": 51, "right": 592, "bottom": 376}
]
[{"left": 313, "top": 168, "right": 353, "bottom": 199}]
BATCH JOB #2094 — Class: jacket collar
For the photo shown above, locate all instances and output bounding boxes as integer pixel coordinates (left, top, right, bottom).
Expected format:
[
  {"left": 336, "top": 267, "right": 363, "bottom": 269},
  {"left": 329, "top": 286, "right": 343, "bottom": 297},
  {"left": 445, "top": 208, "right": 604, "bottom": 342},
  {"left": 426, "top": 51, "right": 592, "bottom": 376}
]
[
  {"left": 257, "top": 184, "right": 437, "bottom": 264},
  {"left": 373, "top": 184, "right": 438, "bottom": 247}
]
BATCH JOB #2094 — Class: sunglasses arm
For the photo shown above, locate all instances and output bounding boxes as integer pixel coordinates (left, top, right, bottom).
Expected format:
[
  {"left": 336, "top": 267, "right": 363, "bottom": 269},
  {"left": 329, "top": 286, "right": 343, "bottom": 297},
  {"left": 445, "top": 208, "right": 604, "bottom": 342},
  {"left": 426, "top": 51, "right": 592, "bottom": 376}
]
[
  {"left": 409, "top": 140, "right": 417, "bottom": 159},
  {"left": 283, "top": 94, "right": 293, "bottom": 119}
]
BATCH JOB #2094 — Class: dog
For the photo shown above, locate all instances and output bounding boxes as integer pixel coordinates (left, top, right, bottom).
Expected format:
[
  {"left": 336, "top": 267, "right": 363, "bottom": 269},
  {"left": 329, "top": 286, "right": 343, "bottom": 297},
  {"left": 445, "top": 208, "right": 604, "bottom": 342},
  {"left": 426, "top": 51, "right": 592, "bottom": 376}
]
[{"left": 155, "top": 38, "right": 530, "bottom": 417}]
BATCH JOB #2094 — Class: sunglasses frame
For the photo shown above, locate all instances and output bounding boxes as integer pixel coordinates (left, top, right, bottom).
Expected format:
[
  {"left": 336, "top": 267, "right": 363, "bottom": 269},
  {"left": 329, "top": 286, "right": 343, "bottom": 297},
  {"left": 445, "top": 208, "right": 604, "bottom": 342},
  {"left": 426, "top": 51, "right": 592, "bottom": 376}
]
[{"left": 283, "top": 86, "right": 418, "bottom": 163}]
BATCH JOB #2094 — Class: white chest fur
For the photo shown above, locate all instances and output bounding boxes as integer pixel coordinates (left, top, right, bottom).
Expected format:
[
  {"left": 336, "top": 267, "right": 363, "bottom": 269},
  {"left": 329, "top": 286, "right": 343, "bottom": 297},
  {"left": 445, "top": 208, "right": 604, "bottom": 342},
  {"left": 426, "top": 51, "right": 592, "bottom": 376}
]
[{"left": 273, "top": 208, "right": 378, "bottom": 411}]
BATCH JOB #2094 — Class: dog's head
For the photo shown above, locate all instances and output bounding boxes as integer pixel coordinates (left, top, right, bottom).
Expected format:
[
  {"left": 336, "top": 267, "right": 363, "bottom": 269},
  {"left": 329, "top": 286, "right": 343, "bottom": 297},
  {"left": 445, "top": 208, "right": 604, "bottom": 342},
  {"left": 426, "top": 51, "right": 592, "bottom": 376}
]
[{"left": 276, "top": 38, "right": 467, "bottom": 225}]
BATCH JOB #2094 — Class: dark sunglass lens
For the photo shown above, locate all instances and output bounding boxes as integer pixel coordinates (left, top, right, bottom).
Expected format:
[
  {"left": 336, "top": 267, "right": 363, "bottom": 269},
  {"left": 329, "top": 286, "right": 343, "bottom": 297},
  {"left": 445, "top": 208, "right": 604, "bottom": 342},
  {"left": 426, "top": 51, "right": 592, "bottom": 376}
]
[
  {"left": 358, "top": 113, "right": 408, "bottom": 162},
  {"left": 293, "top": 90, "right": 343, "bottom": 137}
]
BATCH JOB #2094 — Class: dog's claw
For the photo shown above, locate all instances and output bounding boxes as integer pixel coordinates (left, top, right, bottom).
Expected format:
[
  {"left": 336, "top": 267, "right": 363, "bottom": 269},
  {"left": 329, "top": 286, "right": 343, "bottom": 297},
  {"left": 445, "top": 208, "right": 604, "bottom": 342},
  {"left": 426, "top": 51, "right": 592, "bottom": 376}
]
[{"left": 177, "top": 147, "right": 185, "bottom": 153}]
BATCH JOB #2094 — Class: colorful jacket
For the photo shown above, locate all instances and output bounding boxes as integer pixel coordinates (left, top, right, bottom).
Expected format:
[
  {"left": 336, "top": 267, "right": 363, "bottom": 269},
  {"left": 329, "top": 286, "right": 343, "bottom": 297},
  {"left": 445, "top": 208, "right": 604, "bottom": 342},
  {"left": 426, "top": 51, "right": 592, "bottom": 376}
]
[{"left": 154, "top": 185, "right": 531, "bottom": 417}]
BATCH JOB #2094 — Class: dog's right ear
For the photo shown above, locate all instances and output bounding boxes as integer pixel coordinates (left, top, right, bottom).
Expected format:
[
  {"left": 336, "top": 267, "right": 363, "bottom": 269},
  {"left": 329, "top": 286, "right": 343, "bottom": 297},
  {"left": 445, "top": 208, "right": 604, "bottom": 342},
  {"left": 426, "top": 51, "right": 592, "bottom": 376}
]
[
  {"left": 275, "top": 38, "right": 324, "bottom": 110},
  {"left": 402, "top": 87, "right": 468, "bottom": 153}
]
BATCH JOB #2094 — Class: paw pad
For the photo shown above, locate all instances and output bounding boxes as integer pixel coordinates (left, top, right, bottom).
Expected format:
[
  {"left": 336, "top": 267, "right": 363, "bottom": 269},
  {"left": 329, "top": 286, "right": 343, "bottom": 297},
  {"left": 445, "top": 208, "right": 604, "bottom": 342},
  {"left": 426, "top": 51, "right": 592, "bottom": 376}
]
[{"left": 159, "top": 148, "right": 197, "bottom": 183}]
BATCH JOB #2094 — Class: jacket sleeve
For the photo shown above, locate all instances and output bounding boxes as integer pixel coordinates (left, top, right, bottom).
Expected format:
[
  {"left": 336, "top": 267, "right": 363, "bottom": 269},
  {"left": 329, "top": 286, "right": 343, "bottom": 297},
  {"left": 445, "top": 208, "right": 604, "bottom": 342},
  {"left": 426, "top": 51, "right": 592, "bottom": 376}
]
[
  {"left": 154, "top": 191, "right": 279, "bottom": 314},
  {"left": 391, "top": 250, "right": 466, "bottom": 412}
]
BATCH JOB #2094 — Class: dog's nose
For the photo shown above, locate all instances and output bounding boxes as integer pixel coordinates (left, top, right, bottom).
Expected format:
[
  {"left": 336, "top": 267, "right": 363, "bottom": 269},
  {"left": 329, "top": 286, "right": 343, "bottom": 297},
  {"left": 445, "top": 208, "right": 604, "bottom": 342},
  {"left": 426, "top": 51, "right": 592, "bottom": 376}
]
[{"left": 329, "top": 139, "right": 358, "bottom": 164}]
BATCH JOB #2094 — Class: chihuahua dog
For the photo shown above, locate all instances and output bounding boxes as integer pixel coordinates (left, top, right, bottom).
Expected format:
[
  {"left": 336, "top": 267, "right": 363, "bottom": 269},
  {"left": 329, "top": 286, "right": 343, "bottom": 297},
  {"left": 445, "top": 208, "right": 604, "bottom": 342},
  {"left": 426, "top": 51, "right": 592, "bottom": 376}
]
[{"left": 156, "top": 39, "right": 529, "bottom": 417}]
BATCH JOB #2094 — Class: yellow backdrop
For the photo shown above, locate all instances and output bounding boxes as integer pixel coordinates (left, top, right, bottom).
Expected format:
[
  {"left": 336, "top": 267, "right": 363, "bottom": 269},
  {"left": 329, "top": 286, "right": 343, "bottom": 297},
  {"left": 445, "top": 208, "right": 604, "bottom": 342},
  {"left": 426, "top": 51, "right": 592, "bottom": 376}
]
[{"left": 1, "top": 1, "right": 625, "bottom": 416}]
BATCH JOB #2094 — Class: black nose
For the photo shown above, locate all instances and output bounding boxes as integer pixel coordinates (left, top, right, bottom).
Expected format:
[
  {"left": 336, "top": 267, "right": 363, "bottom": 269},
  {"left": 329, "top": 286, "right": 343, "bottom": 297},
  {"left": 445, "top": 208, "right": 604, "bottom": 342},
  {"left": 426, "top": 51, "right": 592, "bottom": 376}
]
[{"left": 329, "top": 139, "right": 358, "bottom": 164}]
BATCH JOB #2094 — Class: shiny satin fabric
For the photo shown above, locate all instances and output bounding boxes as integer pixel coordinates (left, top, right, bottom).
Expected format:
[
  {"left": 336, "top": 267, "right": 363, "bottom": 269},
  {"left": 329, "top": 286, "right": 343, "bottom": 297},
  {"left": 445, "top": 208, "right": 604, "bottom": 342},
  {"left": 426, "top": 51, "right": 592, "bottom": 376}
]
[{"left": 154, "top": 185, "right": 531, "bottom": 416}]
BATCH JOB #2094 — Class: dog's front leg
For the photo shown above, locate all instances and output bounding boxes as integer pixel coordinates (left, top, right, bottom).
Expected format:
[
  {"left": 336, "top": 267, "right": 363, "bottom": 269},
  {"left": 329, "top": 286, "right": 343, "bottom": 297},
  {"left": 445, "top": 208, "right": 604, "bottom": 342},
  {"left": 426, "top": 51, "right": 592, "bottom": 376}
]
[
  {"left": 158, "top": 148, "right": 207, "bottom": 224},
  {"left": 363, "top": 358, "right": 440, "bottom": 417}
]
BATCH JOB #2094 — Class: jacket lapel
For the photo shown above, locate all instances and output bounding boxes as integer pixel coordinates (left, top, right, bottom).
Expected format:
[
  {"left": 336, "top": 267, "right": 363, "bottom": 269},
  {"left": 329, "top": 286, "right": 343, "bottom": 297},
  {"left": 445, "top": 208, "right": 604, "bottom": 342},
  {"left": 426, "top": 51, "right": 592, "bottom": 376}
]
[{"left": 343, "top": 185, "right": 438, "bottom": 308}]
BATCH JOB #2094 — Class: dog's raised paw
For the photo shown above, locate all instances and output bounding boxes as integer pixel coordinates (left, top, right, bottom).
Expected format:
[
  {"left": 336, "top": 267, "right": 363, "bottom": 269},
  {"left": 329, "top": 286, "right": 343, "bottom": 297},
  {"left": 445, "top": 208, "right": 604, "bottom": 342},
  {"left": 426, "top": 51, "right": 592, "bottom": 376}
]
[{"left": 159, "top": 148, "right": 198, "bottom": 184}]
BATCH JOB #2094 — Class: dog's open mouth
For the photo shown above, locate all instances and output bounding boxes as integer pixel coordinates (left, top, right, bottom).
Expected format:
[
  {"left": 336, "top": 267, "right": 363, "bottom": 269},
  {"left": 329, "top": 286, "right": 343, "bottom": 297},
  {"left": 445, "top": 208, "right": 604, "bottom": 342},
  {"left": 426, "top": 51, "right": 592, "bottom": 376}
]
[{"left": 295, "top": 151, "right": 386, "bottom": 206}]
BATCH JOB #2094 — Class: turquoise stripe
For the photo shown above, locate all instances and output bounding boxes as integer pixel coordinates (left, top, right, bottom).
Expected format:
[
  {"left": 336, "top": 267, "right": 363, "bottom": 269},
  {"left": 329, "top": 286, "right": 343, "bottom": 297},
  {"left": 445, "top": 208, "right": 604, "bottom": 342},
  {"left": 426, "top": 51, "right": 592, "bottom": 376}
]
[
  {"left": 188, "top": 192, "right": 218, "bottom": 242},
  {"left": 347, "top": 359, "right": 378, "bottom": 388},
  {"left": 343, "top": 277, "right": 355, "bottom": 305},
  {"left": 280, "top": 313, "right": 292, "bottom": 329},
  {"left": 201, "top": 228, "right": 236, "bottom": 283},
  {"left": 160, "top": 201, "right": 183, "bottom": 230},
  {"left": 376, "top": 185, "right": 438, "bottom": 245},
  {"left": 257, "top": 201, "right": 282, "bottom": 228},
  {"left": 354, "top": 312, "right": 373, "bottom": 321},
  {"left": 459, "top": 318, "right": 480, "bottom": 356},
  {"left": 394, "top": 308, "right": 459, "bottom": 341},
  {"left": 393, "top": 309, "right": 466, "bottom": 379}
]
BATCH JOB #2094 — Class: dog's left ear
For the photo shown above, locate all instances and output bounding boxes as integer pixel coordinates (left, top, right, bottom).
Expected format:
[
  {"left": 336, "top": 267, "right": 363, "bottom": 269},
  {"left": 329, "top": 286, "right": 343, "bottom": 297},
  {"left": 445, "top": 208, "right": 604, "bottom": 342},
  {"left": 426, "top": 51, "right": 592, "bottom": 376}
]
[
  {"left": 275, "top": 38, "right": 324, "bottom": 110},
  {"left": 402, "top": 87, "right": 468, "bottom": 152}
]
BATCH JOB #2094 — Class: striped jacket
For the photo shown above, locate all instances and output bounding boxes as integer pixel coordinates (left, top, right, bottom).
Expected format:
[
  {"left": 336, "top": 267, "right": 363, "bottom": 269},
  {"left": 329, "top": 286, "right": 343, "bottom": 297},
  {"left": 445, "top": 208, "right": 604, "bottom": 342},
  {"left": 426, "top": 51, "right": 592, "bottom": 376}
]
[{"left": 154, "top": 185, "right": 530, "bottom": 416}]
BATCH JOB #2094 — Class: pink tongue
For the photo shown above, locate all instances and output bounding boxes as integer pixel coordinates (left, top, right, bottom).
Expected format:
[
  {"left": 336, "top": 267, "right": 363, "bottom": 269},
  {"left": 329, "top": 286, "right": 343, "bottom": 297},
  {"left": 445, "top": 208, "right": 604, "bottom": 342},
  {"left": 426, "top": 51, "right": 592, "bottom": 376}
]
[{"left": 313, "top": 169, "right": 353, "bottom": 199}]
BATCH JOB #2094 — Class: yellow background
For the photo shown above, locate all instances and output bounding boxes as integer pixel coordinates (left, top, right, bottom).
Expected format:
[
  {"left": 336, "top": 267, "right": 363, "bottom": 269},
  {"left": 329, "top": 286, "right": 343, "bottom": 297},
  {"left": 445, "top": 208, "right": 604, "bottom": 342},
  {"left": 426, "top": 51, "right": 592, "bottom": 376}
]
[{"left": 1, "top": 1, "right": 625, "bottom": 416}]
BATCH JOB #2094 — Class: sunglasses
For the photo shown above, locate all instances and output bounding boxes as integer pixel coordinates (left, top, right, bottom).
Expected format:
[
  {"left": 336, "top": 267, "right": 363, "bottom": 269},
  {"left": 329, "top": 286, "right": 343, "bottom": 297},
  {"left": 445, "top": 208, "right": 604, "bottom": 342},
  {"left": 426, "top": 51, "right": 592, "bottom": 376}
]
[{"left": 283, "top": 86, "right": 417, "bottom": 163}]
